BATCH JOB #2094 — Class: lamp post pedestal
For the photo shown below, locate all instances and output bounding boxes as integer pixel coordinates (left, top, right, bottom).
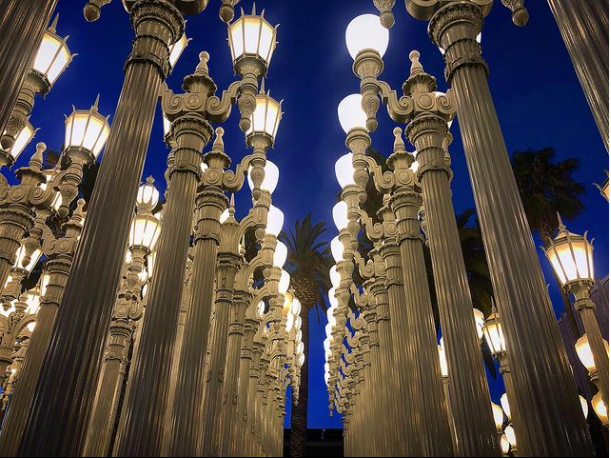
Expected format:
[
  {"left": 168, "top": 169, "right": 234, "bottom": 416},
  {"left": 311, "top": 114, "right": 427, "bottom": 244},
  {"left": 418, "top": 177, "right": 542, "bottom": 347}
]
[
  {"left": 407, "top": 1, "right": 595, "bottom": 454},
  {"left": 18, "top": 2, "right": 185, "bottom": 454}
]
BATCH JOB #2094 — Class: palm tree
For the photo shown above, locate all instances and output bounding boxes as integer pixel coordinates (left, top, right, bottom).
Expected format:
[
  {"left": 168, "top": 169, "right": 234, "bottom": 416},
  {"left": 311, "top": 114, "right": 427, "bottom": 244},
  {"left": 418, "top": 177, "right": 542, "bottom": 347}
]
[
  {"left": 279, "top": 215, "right": 333, "bottom": 458},
  {"left": 511, "top": 147, "right": 586, "bottom": 338}
]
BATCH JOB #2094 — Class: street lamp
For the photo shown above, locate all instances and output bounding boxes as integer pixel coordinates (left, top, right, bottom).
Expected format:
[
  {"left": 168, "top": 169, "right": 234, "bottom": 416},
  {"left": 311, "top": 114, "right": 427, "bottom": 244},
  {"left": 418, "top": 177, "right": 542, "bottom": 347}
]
[
  {"left": 545, "top": 216, "right": 609, "bottom": 410},
  {"left": 64, "top": 99, "right": 111, "bottom": 161}
]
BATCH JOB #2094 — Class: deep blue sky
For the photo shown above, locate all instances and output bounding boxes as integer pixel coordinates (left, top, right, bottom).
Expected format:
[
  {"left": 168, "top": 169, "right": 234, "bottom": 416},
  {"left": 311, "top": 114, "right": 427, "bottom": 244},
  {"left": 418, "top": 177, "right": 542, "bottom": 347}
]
[{"left": 14, "top": 0, "right": 609, "bottom": 430}]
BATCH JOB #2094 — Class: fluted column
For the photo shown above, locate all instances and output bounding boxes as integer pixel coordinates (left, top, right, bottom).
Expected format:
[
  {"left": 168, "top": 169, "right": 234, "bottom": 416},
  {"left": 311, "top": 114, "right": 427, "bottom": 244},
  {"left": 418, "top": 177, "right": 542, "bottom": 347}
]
[
  {"left": 82, "top": 319, "right": 135, "bottom": 457},
  {"left": 17, "top": 3, "right": 184, "bottom": 454},
  {"left": 0, "top": 202, "right": 84, "bottom": 457},
  {"left": 218, "top": 290, "right": 250, "bottom": 456},
  {"left": 0, "top": 0, "right": 57, "bottom": 137},
  {"left": 202, "top": 252, "right": 242, "bottom": 456},
  {"left": 548, "top": 0, "right": 609, "bottom": 152},
  {"left": 423, "top": 2, "right": 593, "bottom": 455},
  {"left": 406, "top": 112, "right": 498, "bottom": 453},
  {"left": 115, "top": 122, "right": 210, "bottom": 456}
]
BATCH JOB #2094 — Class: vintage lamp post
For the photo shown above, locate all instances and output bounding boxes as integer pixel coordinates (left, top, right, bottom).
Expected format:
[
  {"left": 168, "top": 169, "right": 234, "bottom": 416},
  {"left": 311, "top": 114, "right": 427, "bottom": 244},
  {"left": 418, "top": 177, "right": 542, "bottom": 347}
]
[
  {"left": 545, "top": 216, "right": 609, "bottom": 410},
  {"left": 83, "top": 179, "right": 161, "bottom": 457},
  {"left": 1, "top": 15, "right": 73, "bottom": 152},
  {"left": 0, "top": 200, "right": 86, "bottom": 457},
  {"left": 372, "top": 1, "right": 592, "bottom": 455},
  {"left": 345, "top": 12, "right": 498, "bottom": 453},
  {"left": 0, "top": 0, "right": 58, "bottom": 139}
]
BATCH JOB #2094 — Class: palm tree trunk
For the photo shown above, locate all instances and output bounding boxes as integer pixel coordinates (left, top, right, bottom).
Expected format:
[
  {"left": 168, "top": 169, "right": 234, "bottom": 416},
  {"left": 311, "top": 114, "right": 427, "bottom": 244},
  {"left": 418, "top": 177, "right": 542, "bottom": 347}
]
[{"left": 290, "top": 302, "right": 310, "bottom": 457}]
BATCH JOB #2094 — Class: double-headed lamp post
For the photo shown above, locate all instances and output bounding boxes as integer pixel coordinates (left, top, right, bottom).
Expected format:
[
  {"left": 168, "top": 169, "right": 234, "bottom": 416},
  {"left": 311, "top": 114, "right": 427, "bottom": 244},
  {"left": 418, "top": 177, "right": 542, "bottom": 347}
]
[{"left": 545, "top": 215, "right": 609, "bottom": 410}]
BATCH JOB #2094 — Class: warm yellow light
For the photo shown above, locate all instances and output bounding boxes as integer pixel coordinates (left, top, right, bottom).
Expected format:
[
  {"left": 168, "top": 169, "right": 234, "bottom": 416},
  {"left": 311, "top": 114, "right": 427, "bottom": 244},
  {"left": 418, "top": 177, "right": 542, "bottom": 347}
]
[
  {"left": 593, "top": 391, "right": 608, "bottom": 425},
  {"left": 473, "top": 308, "right": 485, "bottom": 340},
  {"left": 504, "top": 425, "right": 517, "bottom": 448},
  {"left": 500, "top": 393, "right": 511, "bottom": 421},
  {"left": 33, "top": 29, "right": 72, "bottom": 86},
  {"left": 25, "top": 292, "right": 41, "bottom": 315},
  {"left": 246, "top": 93, "right": 282, "bottom": 142},
  {"left": 6, "top": 122, "right": 35, "bottom": 160},
  {"left": 64, "top": 103, "right": 111, "bottom": 158},
  {"left": 483, "top": 308, "right": 506, "bottom": 356},
  {"left": 491, "top": 402, "right": 504, "bottom": 432},
  {"left": 500, "top": 434, "right": 510, "bottom": 455},
  {"left": 129, "top": 214, "right": 161, "bottom": 251},
  {"left": 228, "top": 8, "right": 277, "bottom": 66},
  {"left": 40, "top": 274, "right": 51, "bottom": 297},
  {"left": 575, "top": 334, "right": 609, "bottom": 375},
  {"left": 283, "top": 292, "right": 293, "bottom": 315},
  {"left": 545, "top": 221, "right": 594, "bottom": 287}
]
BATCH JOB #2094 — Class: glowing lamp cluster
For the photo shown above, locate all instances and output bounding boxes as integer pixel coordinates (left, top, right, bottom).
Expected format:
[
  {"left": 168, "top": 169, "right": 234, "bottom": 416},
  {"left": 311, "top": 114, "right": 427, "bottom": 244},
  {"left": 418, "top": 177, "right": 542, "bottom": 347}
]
[
  {"left": 345, "top": 14, "right": 389, "bottom": 60},
  {"left": 246, "top": 92, "right": 283, "bottom": 142},
  {"left": 32, "top": 19, "right": 73, "bottom": 89},
  {"left": 544, "top": 217, "right": 595, "bottom": 288},
  {"left": 228, "top": 6, "right": 277, "bottom": 69},
  {"left": 64, "top": 99, "right": 111, "bottom": 159}
]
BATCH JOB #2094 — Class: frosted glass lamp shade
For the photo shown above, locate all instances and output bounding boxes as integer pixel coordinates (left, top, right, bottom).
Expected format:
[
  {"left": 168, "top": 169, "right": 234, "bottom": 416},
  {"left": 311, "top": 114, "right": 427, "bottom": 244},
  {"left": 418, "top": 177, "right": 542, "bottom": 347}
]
[
  {"left": 500, "top": 393, "right": 511, "bottom": 421},
  {"left": 279, "top": 270, "right": 291, "bottom": 294},
  {"left": 504, "top": 426, "right": 517, "bottom": 449},
  {"left": 491, "top": 402, "right": 504, "bottom": 432},
  {"left": 5, "top": 122, "right": 35, "bottom": 160},
  {"left": 33, "top": 29, "right": 72, "bottom": 86},
  {"left": 438, "top": 343, "right": 448, "bottom": 378},
  {"left": 266, "top": 205, "right": 284, "bottom": 237},
  {"left": 579, "top": 395, "right": 589, "bottom": 419},
  {"left": 273, "top": 241, "right": 288, "bottom": 268},
  {"left": 332, "top": 201, "right": 349, "bottom": 231},
  {"left": 129, "top": 214, "right": 161, "bottom": 251},
  {"left": 65, "top": 105, "right": 110, "bottom": 158},
  {"left": 228, "top": 10, "right": 277, "bottom": 65},
  {"left": 13, "top": 245, "right": 42, "bottom": 273},
  {"left": 329, "top": 267, "right": 341, "bottom": 288},
  {"left": 335, "top": 153, "right": 356, "bottom": 189},
  {"left": 473, "top": 308, "right": 485, "bottom": 340},
  {"left": 327, "top": 307, "right": 337, "bottom": 327},
  {"left": 246, "top": 93, "right": 282, "bottom": 141},
  {"left": 483, "top": 309, "right": 506, "bottom": 356},
  {"left": 575, "top": 334, "right": 608, "bottom": 374},
  {"left": 345, "top": 14, "right": 389, "bottom": 60},
  {"left": 331, "top": 237, "right": 344, "bottom": 263},
  {"left": 137, "top": 178, "right": 160, "bottom": 210},
  {"left": 593, "top": 391, "right": 608, "bottom": 425},
  {"left": 545, "top": 223, "right": 594, "bottom": 287},
  {"left": 169, "top": 33, "right": 189, "bottom": 69},
  {"left": 328, "top": 288, "right": 339, "bottom": 310},
  {"left": 248, "top": 160, "right": 280, "bottom": 194},
  {"left": 338, "top": 94, "right": 368, "bottom": 133}
]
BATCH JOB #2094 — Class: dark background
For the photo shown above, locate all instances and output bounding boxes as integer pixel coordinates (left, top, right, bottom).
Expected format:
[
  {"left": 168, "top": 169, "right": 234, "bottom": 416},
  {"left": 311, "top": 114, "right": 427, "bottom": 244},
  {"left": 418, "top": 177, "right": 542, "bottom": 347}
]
[{"left": 13, "top": 0, "right": 609, "bottom": 430}]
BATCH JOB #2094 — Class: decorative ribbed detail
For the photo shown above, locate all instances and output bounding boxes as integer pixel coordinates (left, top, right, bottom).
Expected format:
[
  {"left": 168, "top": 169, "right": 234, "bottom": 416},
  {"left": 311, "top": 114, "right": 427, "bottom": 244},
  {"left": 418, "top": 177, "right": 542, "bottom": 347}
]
[{"left": 453, "top": 63, "right": 593, "bottom": 456}]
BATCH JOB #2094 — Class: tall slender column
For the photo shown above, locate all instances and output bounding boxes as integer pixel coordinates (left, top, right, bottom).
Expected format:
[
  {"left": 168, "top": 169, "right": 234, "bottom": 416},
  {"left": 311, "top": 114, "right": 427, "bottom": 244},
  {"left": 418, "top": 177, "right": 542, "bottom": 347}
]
[
  {"left": 414, "top": 1, "right": 594, "bottom": 454},
  {"left": 201, "top": 252, "right": 242, "bottom": 456},
  {"left": 403, "top": 57, "right": 499, "bottom": 453},
  {"left": 115, "top": 124, "right": 211, "bottom": 456},
  {"left": 0, "top": 201, "right": 84, "bottom": 456},
  {"left": 232, "top": 306, "right": 257, "bottom": 456},
  {"left": 548, "top": 0, "right": 609, "bottom": 152},
  {"left": 218, "top": 290, "right": 250, "bottom": 456},
  {"left": 0, "top": 0, "right": 57, "bottom": 137},
  {"left": 386, "top": 144, "right": 455, "bottom": 456},
  {"left": 17, "top": 3, "right": 184, "bottom": 455}
]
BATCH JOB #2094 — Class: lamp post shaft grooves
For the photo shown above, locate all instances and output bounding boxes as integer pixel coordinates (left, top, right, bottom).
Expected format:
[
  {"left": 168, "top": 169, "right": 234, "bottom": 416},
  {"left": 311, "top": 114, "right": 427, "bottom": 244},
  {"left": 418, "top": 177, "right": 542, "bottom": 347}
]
[{"left": 17, "top": 2, "right": 183, "bottom": 454}]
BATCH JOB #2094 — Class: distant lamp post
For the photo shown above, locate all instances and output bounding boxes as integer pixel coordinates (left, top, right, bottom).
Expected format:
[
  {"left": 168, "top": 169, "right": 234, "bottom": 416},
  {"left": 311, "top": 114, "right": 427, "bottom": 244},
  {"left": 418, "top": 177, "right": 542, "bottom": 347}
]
[{"left": 545, "top": 215, "right": 609, "bottom": 410}]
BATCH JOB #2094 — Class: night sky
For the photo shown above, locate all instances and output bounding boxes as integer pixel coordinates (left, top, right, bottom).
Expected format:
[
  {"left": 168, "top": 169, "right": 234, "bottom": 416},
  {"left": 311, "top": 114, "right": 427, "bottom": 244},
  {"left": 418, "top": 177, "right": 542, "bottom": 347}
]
[{"left": 13, "top": 0, "right": 609, "bottom": 430}]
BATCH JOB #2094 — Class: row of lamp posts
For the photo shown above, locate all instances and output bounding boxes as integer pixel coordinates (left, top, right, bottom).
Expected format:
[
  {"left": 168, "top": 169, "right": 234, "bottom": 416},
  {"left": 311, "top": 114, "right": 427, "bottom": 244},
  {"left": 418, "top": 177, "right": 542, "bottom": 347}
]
[
  {"left": 0, "top": 1, "right": 306, "bottom": 457},
  {"left": 325, "top": 2, "right": 608, "bottom": 457}
]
